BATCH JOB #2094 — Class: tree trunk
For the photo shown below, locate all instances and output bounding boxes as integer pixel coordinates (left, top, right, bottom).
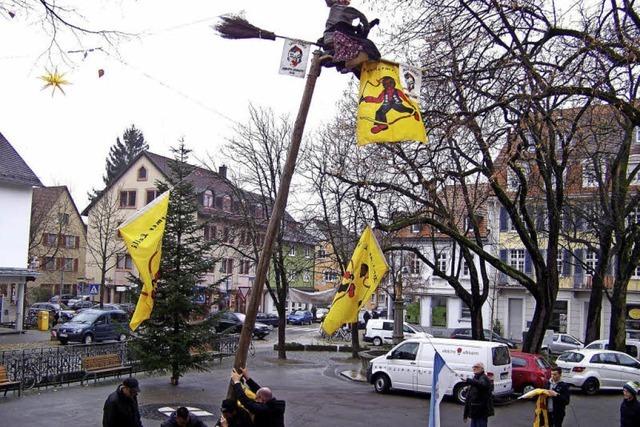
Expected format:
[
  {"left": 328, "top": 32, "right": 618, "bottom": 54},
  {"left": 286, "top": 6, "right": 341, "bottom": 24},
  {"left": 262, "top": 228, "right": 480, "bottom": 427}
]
[
  {"left": 171, "top": 362, "right": 179, "bottom": 385},
  {"left": 470, "top": 305, "right": 484, "bottom": 340},
  {"left": 608, "top": 280, "right": 628, "bottom": 352},
  {"left": 522, "top": 297, "right": 551, "bottom": 353},
  {"left": 277, "top": 306, "right": 287, "bottom": 360},
  {"left": 584, "top": 281, "right": 604, "bottom": 344},
  {"left": 351, "top": 321, "right": 360, "bottom": 358}
]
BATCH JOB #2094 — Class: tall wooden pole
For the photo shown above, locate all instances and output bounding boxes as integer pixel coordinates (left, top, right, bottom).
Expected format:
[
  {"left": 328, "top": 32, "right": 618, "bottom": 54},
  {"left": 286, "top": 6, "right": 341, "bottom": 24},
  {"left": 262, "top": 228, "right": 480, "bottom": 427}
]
[{"left": 228, "top": 52, "right": 322, "bottom": 391}]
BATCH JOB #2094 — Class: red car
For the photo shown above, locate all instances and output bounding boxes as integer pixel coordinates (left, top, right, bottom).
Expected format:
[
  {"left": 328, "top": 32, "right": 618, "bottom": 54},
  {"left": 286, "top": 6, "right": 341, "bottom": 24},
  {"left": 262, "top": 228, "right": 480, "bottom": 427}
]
[{"left": 510, "top": 350, "right": 552, "bottom": 393}]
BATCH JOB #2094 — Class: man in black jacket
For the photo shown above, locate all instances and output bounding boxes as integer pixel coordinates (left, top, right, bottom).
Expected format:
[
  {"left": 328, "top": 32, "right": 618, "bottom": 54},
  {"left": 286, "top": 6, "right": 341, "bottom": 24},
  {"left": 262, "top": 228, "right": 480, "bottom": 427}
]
[
  {"left": 463, "top": 362, "right": 494, "bottom": 427},
  {"left": 103, "top": 377, "right": 143, "bottom": 427},
  {"left": 547, "top": 367, "right": 571, "bottom": 427},
  {"left": 215, "top": 399, "right": 253, "bottom": 427},
  {"left": 230, "top": 367, "right": 285, "bottom": 427},
  {"left": 162, "top": 406, "right": 209, "bottom": 427}
]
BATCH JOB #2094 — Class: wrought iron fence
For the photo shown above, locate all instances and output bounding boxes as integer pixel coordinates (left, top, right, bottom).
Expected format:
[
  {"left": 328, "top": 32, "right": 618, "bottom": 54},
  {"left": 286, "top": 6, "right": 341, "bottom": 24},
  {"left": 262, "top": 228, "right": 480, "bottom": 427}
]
[{"left": 0, "top": 334, "right": 239, "bottom": 391}]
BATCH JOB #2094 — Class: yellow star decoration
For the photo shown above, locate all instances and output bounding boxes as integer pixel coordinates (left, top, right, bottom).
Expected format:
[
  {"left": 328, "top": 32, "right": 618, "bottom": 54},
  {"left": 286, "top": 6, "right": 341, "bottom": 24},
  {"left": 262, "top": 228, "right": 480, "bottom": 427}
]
[{"left": 39, "top": 68, "right": 70, "bottom": 96}]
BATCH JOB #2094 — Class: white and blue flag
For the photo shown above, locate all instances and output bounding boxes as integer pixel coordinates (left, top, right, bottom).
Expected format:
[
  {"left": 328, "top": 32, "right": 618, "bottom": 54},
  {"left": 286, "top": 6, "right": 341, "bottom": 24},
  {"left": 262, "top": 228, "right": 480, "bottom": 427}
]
[{"left": 428, "top": 351, "right": 458, "bottom": 427}]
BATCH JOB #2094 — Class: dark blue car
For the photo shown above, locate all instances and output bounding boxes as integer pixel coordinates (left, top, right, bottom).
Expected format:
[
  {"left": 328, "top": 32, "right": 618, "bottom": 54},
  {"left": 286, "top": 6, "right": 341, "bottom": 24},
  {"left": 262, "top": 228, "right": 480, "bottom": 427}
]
[
  {"left": 287, "top": 310, "right": 313, "bottom": 325},
  {"left": 57, "top": 309, "right": 129, "bottom": 345}
]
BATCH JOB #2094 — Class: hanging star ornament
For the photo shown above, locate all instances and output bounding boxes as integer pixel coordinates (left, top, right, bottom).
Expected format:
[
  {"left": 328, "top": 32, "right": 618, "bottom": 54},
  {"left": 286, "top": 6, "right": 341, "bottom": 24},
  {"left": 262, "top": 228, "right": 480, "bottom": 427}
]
[{"left": 39, "top": 68, "right": 70, "bottom": 96}]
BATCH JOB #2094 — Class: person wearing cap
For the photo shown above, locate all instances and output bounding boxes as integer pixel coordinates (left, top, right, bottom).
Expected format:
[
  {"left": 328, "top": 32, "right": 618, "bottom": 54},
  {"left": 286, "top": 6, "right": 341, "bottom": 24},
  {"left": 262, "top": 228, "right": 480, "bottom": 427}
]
[
  {"left": 214, "top": 399, "right": 253, "bottom": 427},
  {"left": 621, "top": 381, "right": 640, "bottom": 427},
  {"left": 463, "top": 362, "right": 494, "bottom": 427},
  {"left": 103, "top": 377, "right": 143, "bottom": 427},
  {"left": 230, "top": 367, "right": 285, "bottom": 427},
  {"left": 161, "top": 406, "right": 209, "bottom": 427}
]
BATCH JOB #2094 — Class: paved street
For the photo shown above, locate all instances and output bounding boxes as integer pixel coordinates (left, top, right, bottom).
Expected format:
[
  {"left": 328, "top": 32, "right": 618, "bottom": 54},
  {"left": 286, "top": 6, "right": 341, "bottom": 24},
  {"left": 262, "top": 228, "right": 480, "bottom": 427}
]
[{"left": 0, "top": 325, "right": 625, "bottom": 427}]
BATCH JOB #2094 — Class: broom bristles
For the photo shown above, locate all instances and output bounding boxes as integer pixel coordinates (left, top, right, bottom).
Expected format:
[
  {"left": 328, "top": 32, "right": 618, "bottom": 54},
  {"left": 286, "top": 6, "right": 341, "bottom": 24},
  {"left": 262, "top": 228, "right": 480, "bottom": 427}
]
[{"left": 214, "top": 15, "right": 276, "bottom": 41}]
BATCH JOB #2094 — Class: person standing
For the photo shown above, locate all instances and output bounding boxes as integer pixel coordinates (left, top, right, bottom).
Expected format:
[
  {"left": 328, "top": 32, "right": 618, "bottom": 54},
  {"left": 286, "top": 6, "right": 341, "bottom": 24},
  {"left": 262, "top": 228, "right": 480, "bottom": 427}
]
[
  {"left": 463, "top": 362, "right": 494, "bottom": 427},
  {"left": 162, "top": 406, "right": 209, "bottom": 427},
  {"left": 103, "top": 377, "right": 143, "bottom": 427},
  {"left": 547, "top": 367, "right": 570, "bottom": 427},
  {"left": 215, "top": 399, "right": 254, "bottom": 427},
  {"left": 363, "top": 310, "right": 371, "bottom": 327},
  {"left": 620, "top": 381, "right": 640, "bottom": 427},
  {"left": 230, "top": 367, "right": 285, "bottom": 427}
]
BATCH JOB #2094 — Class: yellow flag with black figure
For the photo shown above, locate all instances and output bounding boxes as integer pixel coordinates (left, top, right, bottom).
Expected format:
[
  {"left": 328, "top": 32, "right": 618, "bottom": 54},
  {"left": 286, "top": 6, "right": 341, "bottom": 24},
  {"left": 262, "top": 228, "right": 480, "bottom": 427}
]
[
  {"left": 118, "top": 191, "right": 170, "bottom": 331},
  {"left": 356, "top": 60, "right": 427, "bottom": 146},
  {"left": 322, "top": 226, "right": 389, "bottom": 335}
]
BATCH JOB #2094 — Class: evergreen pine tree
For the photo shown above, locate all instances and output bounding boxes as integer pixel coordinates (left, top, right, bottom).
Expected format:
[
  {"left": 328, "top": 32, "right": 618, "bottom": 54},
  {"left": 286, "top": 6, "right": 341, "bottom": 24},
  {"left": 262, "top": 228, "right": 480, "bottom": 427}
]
[
  {"left": 88, "top": 125, "right": 149, "bottom": 201},
  {"left": 131, "top": 141, "right": 215, "bottom": 385}
]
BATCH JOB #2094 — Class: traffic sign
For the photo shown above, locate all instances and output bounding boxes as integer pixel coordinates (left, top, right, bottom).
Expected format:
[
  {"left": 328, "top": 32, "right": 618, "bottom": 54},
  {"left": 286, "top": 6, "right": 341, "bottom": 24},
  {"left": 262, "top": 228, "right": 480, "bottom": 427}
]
[{"left": 88, "top": 284, "right": 100, "bottom": 295}]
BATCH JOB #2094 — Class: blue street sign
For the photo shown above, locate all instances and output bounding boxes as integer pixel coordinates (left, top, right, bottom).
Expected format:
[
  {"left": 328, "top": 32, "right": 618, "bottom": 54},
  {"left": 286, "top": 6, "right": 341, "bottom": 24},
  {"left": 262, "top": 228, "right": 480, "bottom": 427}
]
[{"left": 88, "top": 284, "right": 100, "bottom": 295}]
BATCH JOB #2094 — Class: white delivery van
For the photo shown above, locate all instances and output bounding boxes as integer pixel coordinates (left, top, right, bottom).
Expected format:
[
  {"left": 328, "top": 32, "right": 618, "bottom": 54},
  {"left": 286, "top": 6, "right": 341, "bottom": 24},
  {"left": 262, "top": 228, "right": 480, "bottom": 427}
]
[
  {"left": 364, "top": 319, "right": 430, "bottom": 346},
  {"left": 367, "top": 337, "right": 512, "bottom": 403}
]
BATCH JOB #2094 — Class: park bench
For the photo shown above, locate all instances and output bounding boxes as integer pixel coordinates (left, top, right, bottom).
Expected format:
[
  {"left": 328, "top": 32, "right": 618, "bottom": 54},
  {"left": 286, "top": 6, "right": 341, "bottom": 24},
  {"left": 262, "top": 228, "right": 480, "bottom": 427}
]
[
  {"left": 81, "top": 354, "right": 132, "bottom": 385},
  {"left": 0, "top": 364, "right": 21, "bottom": 397}
]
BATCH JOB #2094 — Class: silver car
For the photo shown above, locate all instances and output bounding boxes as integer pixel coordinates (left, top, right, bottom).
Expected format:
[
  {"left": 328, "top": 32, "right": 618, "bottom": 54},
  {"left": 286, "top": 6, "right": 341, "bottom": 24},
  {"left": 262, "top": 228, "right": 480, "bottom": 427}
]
[
  {"left": 556, "top": 349, "right": 640, "bottom": 394},
  {"left": 541, "top": 333, "right": 583, "bottom": 355}
]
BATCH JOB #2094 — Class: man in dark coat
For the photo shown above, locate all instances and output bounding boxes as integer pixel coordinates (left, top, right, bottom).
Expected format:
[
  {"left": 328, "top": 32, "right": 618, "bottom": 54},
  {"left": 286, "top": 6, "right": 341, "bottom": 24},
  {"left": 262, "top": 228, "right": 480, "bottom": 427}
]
[
  {"left": 215, "top": 399, "right": 254, "bottom": 427},
  {"left": 620, "top": 381, "right": 640, "bottom": 427},
  {"left": 231, "top": 367, "right": 285, "bottom": 427},
  {"left": 162, "top": 406, "right": 209, "bottom": 427},
  {"left": 463, "top": 362, "right": 494, "bottom": 427},
  {"left": 547, "top": 367, "right": 571, "bottom": 426},
  {"left": 103, "top": 377, "right": 143, "bottom": 427}
]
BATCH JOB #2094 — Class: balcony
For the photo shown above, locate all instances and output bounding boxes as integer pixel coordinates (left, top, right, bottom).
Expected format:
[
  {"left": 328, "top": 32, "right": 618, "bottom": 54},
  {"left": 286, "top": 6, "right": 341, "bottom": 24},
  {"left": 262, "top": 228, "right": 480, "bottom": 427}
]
[{"left": 573, "top": 275, "right": 614, "bottom": 290}]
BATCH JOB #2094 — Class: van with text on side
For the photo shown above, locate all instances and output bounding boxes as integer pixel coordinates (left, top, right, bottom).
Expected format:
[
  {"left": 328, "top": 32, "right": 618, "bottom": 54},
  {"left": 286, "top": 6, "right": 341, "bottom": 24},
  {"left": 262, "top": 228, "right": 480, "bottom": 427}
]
[{"left": 367, "top": 337, "right": 512, "bottom": 404}]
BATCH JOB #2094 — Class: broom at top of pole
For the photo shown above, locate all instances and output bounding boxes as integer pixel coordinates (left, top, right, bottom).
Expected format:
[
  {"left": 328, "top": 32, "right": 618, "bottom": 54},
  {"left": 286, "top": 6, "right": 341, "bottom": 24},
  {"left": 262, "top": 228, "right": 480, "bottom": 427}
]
[{"left": 213, "top": 14, "right": 318, "bottom": 46}]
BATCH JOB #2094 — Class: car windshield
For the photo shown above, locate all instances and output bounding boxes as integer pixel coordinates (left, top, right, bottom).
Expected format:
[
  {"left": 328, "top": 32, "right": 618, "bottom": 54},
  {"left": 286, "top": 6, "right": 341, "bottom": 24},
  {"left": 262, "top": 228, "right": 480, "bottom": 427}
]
[
  {"left": 71, "top": 311, "right": 99, "bottom": 323},
  {"left": 536, "top": 357, "right": 551, "bottom": 369}
]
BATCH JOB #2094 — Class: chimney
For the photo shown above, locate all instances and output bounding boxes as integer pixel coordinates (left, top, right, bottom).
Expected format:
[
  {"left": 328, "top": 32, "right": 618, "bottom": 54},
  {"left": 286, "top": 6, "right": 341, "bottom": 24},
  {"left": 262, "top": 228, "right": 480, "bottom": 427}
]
[{"left": 218, "top": 164, "right": 227, "bottom": 178}]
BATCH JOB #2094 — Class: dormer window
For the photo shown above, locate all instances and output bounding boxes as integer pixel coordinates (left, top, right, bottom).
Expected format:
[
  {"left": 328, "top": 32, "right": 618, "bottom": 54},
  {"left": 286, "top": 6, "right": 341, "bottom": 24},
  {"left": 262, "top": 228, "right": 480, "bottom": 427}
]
[
  {"left": 582, "top": 160, "right": 598, "bottom": 188},
  {"left": 137, "top": 166, "right": 147, "bottom": 181},
  {"left": 203, "top": 190, "right": 214, "bottom": 208},
  {"left": 410, "top": 224, "right": 421, "bottom": 233}
]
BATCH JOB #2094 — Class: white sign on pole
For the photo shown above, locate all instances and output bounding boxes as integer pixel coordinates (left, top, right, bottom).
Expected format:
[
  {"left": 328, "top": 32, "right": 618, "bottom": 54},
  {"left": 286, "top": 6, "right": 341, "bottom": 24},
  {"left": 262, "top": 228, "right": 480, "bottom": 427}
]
[
  {"left": 399, "top": 64, "right": 422, "bottom": 105},
  {"left": 88, "top": 284, "right": 100, "bottom": 295},
  {"left": 279, "top": 39, "right": 311, "bottom": 78}
]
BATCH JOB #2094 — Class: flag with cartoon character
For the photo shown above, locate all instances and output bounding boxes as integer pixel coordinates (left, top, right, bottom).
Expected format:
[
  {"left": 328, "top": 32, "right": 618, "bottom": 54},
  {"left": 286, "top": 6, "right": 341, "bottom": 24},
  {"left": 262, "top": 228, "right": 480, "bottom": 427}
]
[
  {"left": 356, "top": 60, "right": 427, "bottom": 145},
  {"left": 322, "top": 226, "right": 389, "bottom": 335}
]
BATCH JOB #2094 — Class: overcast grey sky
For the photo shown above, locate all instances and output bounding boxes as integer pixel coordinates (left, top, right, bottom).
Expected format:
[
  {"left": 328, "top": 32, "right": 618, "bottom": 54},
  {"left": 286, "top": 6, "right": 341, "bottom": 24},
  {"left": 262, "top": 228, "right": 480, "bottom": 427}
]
[{"left": 0, "top": 1, "right": 377, "bottom": 211}]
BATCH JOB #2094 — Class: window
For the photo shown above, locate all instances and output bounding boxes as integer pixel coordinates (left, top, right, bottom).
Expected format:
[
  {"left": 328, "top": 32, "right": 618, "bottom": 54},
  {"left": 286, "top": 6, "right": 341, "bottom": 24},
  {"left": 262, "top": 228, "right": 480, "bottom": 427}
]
[
  {"left": 304, "top": 246, "right": 311, "bottom": 258},
  {"left": 557, "top": 251, "right": 564, "bottom": 275},
  {"left": 221, "top": 258, "right": 234, "bottom": 274},
  {"left": 317, "top": 247, "right": 327, "bottom": 258},
  {"left": 582, "top": 160, "right": 598, "bottom": 188},
  {"left": 585, "top": 251, "right": 598, "bottom": 274},
  {"left": 561, "top": 335, "right": 579, "bottom": 345},
  {"left": 628, "top": 207, "right": 640, "bottom": 228},
  {"left": 288, "top": 245, "right": 296, "bottom": 256},
  {"left": 391, "top": 342, "right": 419, "bottom": 361},
  {"left": 119, "top": 191, "right": 136, "bottom": 208},
  {"left": 45, "top": 233, "right": 57, "bottom": 247},
  {"left": 44, "top": 257, "right": 55, "bottom": 271},
  {"left": 222, "top": 227, "right": 233, "bottom": 243},
  {"left": 411, "top": 224, "right": 421, "bottom": 233},
  {"left": 407, "top": 252, "right": 421, "bottom": 275},
  {"left": 507, "top": 163, "right": 531, "bottom": 190},
  {"left": 137, "top": 166, "right": 147, "bottom": 181},
  {"left": 58, "top": 213, "right": 69, "bottom": 225},
  {"left": 146, "top": 189, "right": 160, "bottom": 204},
  {"left": 323, "top": 270, "right": 338, "bottom": 282},
  {"left": 239, "top": 260, "right": 251, "bottom": 275},
  {"left": 512, "top": 357, "right": 527, "bottom": 368},
  {"left": 204, "top": 225, "right": 217, "bottom": 241},
  {"left": 460, "top": 305, "right": 471, "bottom": 319},
  {"left": 618, "top": 352, "right": 640, "bottom": 366},
  {"left": 116, "top": 254, "right": 133, "bottom": 270},
  {"left": 550, "top": 300, "right": 568, "bottom": 333},
  {"left": 462, "top": 257, "right": 473, "bottom": 276},
  {"left": 223, "top": 195, "right": 232, "bottom": 212},
  {"left": 437, "top": 251, "right": 448, "bottom": 272},
  {"left": 203, "top": 190, "right": 214, "bottom": 207},
  {"left": 635, "top": 127, "right": 640, "bottom": 144},
  {"left": 509, "top": 249, "right": 525, "bottom": 272},
  {"left": 63, "top": 235, "right": 77, "bottom": 248},
  {"left": 63, "top": 258, "right": 75, "bottom": 272}
]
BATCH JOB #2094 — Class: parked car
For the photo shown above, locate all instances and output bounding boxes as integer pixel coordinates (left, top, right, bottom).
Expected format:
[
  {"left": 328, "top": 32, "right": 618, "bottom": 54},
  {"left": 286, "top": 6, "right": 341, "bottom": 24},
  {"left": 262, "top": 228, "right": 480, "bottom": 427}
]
[
  {"left": 363, "top": 319, "right": 432, "bottom": 346},
  {"left": 28, "top": 302, "right": 74, "bottom": 324},
  {"left": 584, "top": 339, "right": 640, "bottom": 359},
  {"left": 314, "top": 308, "right": 329, "bottom": 323},
  {"left": 49, "top": 294, "right": 74, "bottom": 305},
  {"left": 510, "top": 351, "right": 552, "bottom": 393},
  {"left": 69, "top": 300, "right": 93, "bottom": 310},
  {"left": 367, "top": 338, "right": 512, "bottom": 403},
  {"left": 56, "top": 309, "right": 129, "bottom": 345},
  {"left": 541, "top": 333, "right": 583, "bottom": 355},
  {"left": 213, "top": 311, "right": 272, "bottom": 340},
  {"left": 450, "top": 328, "right": 517, "bottom": 349},
  {"left": 92, "top": 303, "right": 124, "bottom": 311},
  {"left": 556, "top": 349, "right": 640, "bottom": 394},
  {"left": 287, "top": 310, "right": 313, "bottom": 325},
  {"left": 256, "top": 312, "right": 279, "bottom": 327},
  {"left": 118, "top": 303, "right": 136, "bottom": 315}
]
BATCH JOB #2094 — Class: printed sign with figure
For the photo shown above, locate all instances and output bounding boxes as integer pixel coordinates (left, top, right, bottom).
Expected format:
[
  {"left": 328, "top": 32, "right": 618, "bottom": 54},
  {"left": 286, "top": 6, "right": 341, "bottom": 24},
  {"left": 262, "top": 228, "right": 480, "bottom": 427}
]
[{"left": 279, "top": 39, "right": 311, "bottom": 78}]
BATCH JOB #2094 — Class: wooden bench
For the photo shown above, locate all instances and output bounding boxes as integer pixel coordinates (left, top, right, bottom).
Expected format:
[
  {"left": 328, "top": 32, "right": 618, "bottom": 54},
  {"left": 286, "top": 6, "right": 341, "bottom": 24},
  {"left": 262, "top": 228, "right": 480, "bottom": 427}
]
[
  {"left": 0, "top": 365, "right": 21, "bottom": 397},
  {"left": 81, "top": 354, "right": 132, "bottom": 385}
]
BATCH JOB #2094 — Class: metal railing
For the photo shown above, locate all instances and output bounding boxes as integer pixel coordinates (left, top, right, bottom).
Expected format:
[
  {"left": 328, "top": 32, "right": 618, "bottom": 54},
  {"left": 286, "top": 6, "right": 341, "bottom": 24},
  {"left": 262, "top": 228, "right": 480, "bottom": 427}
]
[{"left": 0, "top": 334, "right": 240, "bottom": 391}]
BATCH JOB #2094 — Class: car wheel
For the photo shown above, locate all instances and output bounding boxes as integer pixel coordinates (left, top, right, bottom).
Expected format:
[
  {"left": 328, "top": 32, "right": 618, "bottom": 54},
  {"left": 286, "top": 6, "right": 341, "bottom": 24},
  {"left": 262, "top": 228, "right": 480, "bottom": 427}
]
[
  {"left": 83, "top": 334, "right": 94, "bottom": 344},
  {"left": 582, "top": 377, "right": 599, "bottom": 395},
  {"left": 59, "top": 338, "right": 68, "bottom": 345},
  {"left": 373, "top": 373, "right": 391, "bottom": 393},
  {"left": 454, "top": 383, "right": 470, "bottom": 404},
  {"left": 373, "top": 337, "right": 383, "bottom": 346},
  {"left": 118, "top": 333, "right": 127, "bottom": 342},
  {"left": 522, "top": 384, "right": 535, "bottom": 394}
]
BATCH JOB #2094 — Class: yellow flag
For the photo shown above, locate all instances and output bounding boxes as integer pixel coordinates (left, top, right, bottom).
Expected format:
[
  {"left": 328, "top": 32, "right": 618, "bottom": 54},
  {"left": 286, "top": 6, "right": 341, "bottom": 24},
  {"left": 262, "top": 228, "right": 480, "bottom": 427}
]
[
  {"left": 322, "top": 226, "right": 389, "bottom": 335},
  {"left": 118, "top": 191, "right": 170, "bottom": 331},
  {"left": 356, "top": 60, "right": 427, "bottom": 146}
]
